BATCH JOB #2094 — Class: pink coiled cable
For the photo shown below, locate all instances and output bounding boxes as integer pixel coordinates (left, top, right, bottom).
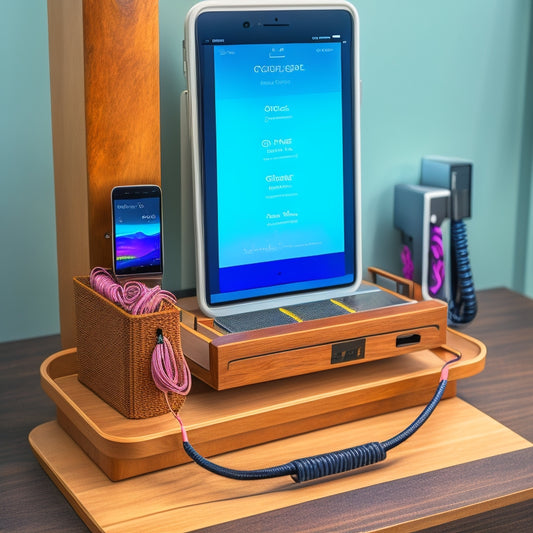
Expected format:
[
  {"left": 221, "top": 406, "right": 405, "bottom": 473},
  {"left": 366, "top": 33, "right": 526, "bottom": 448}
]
[
  {"left": 89, "top": 267, "right": 191, "bottom": 405},
  {"left": 90, "top": 267, "right": 177, "bottom": 314},
  {"left": 151, "top": 333, "right": 191, "bottom": 396}
]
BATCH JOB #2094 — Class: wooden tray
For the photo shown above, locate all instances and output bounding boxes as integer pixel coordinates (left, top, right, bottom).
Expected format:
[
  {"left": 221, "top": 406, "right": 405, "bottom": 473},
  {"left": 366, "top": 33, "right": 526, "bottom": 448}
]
[{"left": 40, "top": 329, "right": 485, "bottom": 481}]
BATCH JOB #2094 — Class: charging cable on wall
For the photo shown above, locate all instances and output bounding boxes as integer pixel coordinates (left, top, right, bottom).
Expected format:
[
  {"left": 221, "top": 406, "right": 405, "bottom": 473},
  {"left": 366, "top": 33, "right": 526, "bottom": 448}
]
[
  {"left": 447, "top": 219, "right": 477, "bottom": 324},
  {"left": 396, "top": 158, "right": 478, "bottom": 325},
  {"left": 421, "top": 157, "right": 477, "bottom": 325}
]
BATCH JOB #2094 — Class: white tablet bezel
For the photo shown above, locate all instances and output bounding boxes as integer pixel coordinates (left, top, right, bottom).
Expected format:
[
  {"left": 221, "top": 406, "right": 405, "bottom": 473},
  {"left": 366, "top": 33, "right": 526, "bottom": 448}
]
[{"left": 184, "top": 0, "right": 362, "bottom": 317}]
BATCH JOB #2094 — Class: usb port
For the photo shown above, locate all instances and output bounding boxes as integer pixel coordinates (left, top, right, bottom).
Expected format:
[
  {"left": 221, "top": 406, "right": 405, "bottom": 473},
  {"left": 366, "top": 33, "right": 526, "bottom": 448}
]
[{"left": 396, "top": 333, "right": 421, "bottom": 347}]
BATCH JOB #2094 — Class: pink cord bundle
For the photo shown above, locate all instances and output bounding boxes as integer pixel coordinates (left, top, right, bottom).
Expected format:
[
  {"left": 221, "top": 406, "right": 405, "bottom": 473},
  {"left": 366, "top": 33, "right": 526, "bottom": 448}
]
[
  {"left": 151, "top": 333, "right": 191, "bottom": 396},
  {"left": 89, "top": 267, "right": 191, "bottom": 402},
  {"left": 89, "top": 267, "right": 177, "bottom": 314}
]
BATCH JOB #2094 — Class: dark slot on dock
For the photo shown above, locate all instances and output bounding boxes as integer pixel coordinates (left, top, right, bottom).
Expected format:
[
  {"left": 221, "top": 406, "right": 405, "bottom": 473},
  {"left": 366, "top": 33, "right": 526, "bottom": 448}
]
[{"left": 396, "top": 333, "right": 421, "bottom": 347}]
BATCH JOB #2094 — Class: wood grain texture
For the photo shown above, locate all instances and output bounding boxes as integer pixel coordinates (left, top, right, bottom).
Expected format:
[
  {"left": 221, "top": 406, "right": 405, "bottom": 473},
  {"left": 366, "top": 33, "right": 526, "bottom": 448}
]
[
  {"left": 29, "top": 398, "right": 532, "bottom": 532},
  {"left": 47, "top": 0, "right": 161, "bottom": 347},
  {"left": 458, "top": 288, "right": 533, "bottom": 443},
  {"left": 82, "top": 0, "right": 161, "bottom": 268},
  {"left": 195, "top": 448, "right": 533, "bottom": 533},
  {"left": 0, "top": 335, "right": 87, "bottom": 533}
]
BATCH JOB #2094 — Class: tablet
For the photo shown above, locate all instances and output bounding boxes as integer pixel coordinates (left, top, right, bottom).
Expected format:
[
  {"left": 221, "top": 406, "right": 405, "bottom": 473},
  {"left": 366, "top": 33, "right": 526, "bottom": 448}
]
[{"left": 184, "top": 0, "right": 361, "bottom": 316}]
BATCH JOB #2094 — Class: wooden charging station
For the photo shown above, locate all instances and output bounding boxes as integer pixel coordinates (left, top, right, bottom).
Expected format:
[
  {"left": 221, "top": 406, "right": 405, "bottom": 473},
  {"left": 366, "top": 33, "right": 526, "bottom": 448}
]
[
  {"left": 38, "top": 5, "right": 507, "bottom": 530},
  {"left": 31, "top": 3, "right": 533, "bottom": 532}
]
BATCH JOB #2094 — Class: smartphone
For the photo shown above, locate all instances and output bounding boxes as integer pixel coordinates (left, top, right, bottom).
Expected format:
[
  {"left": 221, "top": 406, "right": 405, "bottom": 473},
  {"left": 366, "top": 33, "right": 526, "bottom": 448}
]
[
  {"left": 111, "top": 185, "right": 163, "bottom": 279},
  {"left": 184, "top": 0, "right": 361, "bottom": 317}
]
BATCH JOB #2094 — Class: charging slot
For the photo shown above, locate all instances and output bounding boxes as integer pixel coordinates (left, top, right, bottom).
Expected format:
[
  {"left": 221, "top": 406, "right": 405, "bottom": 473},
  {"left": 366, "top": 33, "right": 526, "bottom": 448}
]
[{"left": 396, "top": 333, "right": 421, "bottom": 347}]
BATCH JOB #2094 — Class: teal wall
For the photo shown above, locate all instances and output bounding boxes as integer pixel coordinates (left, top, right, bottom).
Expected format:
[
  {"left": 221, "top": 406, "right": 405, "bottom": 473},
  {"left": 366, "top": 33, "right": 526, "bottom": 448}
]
[
  {"left": 0, "top": 1, "right": 59, "bottom": 343},
  {"left": 1, "top": 0, "right": 531, "bottom": 343}
]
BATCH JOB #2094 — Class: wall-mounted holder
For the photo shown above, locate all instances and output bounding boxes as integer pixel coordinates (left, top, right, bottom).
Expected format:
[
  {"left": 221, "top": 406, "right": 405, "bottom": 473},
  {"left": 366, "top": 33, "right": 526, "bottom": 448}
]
[
  {"left": 394, "top": 157, "right": 477, "bottom": 324},
  {"left": 394, "top": 184, "right": 450, "bottom": 302}
]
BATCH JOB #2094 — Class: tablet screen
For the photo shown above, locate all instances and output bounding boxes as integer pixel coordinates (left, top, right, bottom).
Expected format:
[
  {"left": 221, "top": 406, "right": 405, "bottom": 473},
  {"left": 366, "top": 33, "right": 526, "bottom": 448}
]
[{"left": 192, "top": 8, "right": 360, "bottom": 312}]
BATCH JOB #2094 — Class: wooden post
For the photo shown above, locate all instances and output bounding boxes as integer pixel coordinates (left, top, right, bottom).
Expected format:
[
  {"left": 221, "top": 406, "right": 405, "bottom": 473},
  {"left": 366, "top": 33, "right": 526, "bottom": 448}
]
[{"left": 47, "top": 0, "right": 161, "bottom": 347}]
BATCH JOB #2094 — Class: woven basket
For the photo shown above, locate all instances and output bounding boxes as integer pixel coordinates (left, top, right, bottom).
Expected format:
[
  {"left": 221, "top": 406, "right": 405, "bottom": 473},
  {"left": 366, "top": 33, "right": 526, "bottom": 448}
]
[{"left": 73, "top": 276, "right": 186, "bottom": 419}]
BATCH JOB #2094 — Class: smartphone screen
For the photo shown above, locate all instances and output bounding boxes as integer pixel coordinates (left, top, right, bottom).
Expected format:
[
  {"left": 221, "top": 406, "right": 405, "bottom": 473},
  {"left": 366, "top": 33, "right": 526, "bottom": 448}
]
[
  {"left": 188, "top": 5, "right": 361, "bottom": 314},
  {"left": 111, "top": 185, "right": 163, "bottom": 277}
]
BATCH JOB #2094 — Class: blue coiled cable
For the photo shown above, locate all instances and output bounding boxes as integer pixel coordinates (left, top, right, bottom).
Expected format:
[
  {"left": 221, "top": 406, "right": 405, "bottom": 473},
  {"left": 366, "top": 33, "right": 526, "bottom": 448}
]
[
  {"left": 183, "top": 440, "right": 387, "bottom": 483},
  {"left": 180, "top": 374, "right": 451, "bottom": 483},
  {"left": 381, "top": 380, "right": 447, "bottom": 450},
  {"left": 448, "top": 220, "right": 477, "bottom": 324}
]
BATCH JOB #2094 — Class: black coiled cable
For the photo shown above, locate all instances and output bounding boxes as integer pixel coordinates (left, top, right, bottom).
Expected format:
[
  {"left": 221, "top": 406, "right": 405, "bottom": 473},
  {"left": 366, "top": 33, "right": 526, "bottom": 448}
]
[
  {"left": 448, "top": 220, "right": 477, "bottom": 324},
  {"left": 181, "top": 375, "right": 451, "bottom": 483}
]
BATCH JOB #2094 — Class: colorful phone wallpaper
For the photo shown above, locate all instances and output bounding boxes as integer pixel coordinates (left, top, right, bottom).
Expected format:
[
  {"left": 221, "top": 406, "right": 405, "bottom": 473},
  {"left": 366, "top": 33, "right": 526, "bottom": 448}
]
[{"left": 113, "top": 197, "right": 161, "bottom": 272}]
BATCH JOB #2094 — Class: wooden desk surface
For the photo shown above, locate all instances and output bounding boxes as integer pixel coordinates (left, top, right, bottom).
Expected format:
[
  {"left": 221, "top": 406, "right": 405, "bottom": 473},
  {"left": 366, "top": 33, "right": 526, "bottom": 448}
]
[{"left": 1, "top": 288, "right": 532, "bottom": 532}]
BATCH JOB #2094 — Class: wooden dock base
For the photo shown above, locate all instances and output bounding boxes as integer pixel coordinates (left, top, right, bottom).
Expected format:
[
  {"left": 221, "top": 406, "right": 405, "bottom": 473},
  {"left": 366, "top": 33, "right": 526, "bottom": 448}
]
[{"left": 30, "top": 397, "right": 533, "bottom": 532}]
